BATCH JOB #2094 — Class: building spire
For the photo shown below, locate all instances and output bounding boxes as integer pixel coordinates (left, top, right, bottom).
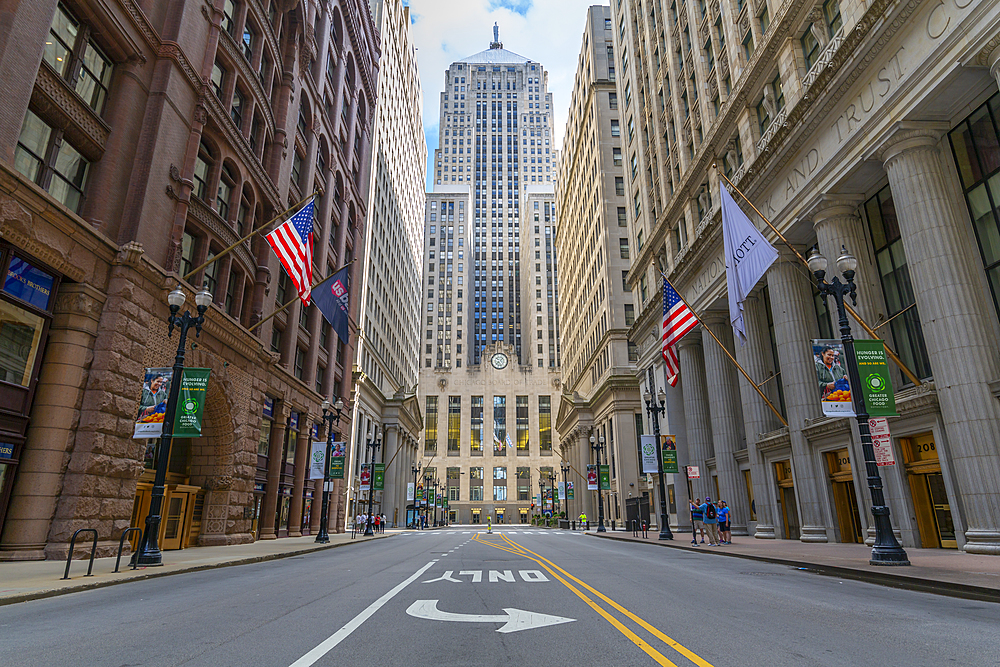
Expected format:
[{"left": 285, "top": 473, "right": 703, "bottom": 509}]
[{"left": 490, "top": 22, "right": 502, "bottom": 49}]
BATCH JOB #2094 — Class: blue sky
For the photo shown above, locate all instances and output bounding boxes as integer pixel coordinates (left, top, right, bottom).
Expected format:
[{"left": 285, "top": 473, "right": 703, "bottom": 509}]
[{"left": 406, "top": 0, "right": 600, "bottom": 190}]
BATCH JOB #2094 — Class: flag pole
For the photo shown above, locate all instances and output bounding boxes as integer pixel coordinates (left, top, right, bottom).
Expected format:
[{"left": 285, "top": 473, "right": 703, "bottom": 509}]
[
  {"left": 182, "top": 191, "right": 319, "bottom": 282},
  {"left": 247, "top": 258, "right": 356, "bottom": 334},
  {"left": 663, "top": 273, "right": 788, "bottom": 428},
  {"left": 716, "top": 169, "right": 922, "bottom": 387}
]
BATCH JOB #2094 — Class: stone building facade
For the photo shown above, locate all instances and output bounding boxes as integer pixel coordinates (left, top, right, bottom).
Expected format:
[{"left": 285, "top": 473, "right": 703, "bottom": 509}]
[
  {"left": 348, "top": 0, "right": 424, "bottom": 529},
  {"left": 0, "top": 0, "right": 378, "bottom": 560},
  {"left": 615, "top": 0, "right": 1000, "bottom": 553},
  {"left": 555, "top": 6, "right": 644, "bottom": 528}
]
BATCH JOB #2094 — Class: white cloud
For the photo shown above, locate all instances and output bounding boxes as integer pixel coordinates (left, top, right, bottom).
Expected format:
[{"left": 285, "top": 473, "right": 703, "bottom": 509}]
[{"left": 406, "top": 0, "right": 597, "bottom": 189}]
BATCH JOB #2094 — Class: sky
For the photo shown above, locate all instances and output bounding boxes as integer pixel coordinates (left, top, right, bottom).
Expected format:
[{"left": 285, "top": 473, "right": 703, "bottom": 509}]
[{"left": 405, "top": 0, "right": 601, "bottom": 190}]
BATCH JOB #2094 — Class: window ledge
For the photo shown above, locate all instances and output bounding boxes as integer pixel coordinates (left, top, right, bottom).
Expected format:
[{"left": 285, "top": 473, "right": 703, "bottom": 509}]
[{"left": 31, "top": 61, "right": 110, "bottom": 161}]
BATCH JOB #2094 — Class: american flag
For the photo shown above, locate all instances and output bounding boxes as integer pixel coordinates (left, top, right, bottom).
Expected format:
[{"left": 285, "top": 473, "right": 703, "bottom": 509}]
[
  {"left": 662, "top": 278, "right": 698, "bottom": 386},
  {"left": 266, "top": 199, "right": 315, "bottom": 304}
]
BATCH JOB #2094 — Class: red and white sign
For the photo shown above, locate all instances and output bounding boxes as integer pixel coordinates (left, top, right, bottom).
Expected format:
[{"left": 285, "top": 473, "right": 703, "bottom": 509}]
[
  {"left": 360, "top": 463, "right": 372, "bottom": 491},
  {"left": 686, "top": 466, "right": 700, "bottom": 479},
  {"left": 869, "top": 418, "right": 896, "bottom": 466}
]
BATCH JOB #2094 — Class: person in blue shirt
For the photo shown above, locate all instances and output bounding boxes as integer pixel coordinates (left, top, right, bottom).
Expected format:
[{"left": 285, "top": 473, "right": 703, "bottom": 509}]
[
  {"left": 717, "top": 501, "right": 732, "bottom": 544},
  {"left": 689, "top": 499, "right": 705, "bottom": 545},
  {"left": 699, "top": 496, "right": 720, "bottom": 546}
]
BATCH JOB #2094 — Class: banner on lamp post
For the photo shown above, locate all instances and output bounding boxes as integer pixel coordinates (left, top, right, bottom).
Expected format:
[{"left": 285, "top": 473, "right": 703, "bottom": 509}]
[
  {"left": 640, "top": 435, "right": 659, "bottom": 474},
  {"left": 599, "top": 464, "right": 611, "bottom": 491},
  {"left": 173, "top": 368, "right": 211, "bottom": 437},
  {"left": 660, "top": 435, "right": 679, "bottom": 474},
  {"left": 309, "top": 441, "right": 326, "bottom": 480},
  {"left": 373, "top": 463, "right": 385, "bottom": 491},
  {"left": 855, "top": 340, "right": 898, "bottom": 416},
  {"left": 586, "top": 465, "right": 598, "bottom": 490},
  {"left": 814, "top": 339, "right": 855, "bottom": 417},
  {"left": 558, "top": 481, "right": 565, "bottom": 501},
  {"left": 328, "top": 442, "right": 346, "bottom": 479},
  {"left": 407, "top": 482, "right": 415, "bottom": 501},
  {"left": 133, "top": 368, "right": 173, "bottom": 438},
  {"left": 567, "top": 481, "right": 574, "bottom": 500},
  {"left": 359, "top": 463, "right": 371, "bottom": 492}
]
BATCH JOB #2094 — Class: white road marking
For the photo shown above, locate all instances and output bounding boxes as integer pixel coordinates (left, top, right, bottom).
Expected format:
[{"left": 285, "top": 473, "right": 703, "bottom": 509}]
[
  {"left": 405, "top": 600, "right": 575, "bottom": 633},
  {"left": 423, "top": 571, "right": 461, "bottom": 583},
  {"left": 489, "top": 570, "right": 515, "bottom": 583},
  {"left": 288, "top": 560, "right": 435, "bottom": 667},
  {"left": 459, "top": 570, "right": 482, "bottom": 582}
]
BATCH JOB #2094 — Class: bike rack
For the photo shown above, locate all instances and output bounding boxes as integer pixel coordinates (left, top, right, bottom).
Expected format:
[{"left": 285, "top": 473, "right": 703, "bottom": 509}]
[
  {"left": 114, "top": 528, "right": 143, "bottom": 573},
  {"left": 61, "top": 528, "right": 98, "bottom": 580}
]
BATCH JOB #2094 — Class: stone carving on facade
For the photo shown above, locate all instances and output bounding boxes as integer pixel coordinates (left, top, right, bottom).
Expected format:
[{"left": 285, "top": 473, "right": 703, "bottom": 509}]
[{"left": 114, "top": 241, "right": 145, "bottom": 268}]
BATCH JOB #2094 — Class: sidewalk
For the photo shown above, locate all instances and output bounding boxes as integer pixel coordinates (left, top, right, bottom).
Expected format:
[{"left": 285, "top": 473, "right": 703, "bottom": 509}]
[
  {"left": 589, "top": 530, "right": 1000, "bottom": 603},
  {"left": 0, "top": 531, "right": 392, "bottom": 606}
]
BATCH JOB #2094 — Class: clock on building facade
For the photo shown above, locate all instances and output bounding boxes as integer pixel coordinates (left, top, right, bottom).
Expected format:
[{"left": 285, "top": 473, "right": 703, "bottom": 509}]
[{"left": 491, "top": 353, "right": 508, "bottom": 370}]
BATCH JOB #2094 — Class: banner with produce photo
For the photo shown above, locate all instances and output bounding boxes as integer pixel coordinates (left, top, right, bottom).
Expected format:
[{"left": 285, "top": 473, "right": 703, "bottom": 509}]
[{"left": 813, "top": 339, "right": 855, "bottom": 417}]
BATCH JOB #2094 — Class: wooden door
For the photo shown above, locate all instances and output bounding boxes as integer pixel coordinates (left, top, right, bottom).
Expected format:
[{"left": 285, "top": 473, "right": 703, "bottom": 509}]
[{"left": 161, "top": 491, "right": 190, "bottom": 551}]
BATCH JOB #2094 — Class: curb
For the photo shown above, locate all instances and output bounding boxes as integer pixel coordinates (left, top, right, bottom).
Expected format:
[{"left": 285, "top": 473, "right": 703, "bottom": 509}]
[
  {"left": 587, "top": 532, "right": 1000, "bottom": 604},
  {"left": 0, "top": 533, "right": 391, "bottom": 607}
]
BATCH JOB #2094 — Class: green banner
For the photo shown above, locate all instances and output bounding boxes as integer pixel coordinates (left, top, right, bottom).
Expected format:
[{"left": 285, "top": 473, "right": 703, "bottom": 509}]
[
  {"left": 854, "top": 340, "right": 897, "bottom": 416},
  {"left": 567, "top": 481, "right": 574, "bottom": 500},
  {"left": 173, "top": 368, "right": 210, "bottom": 437},
  {"left": 599, "top": 464, "right": 611, "bottom": 490},
  {"left": 416, "top": 486, "right": 424, "bottom": 502},
  {"left": 373, "top": 463, "right": 385, "bottom": 490},
  {"left": 661, "top": 435, "right": 679, "bottom": 474},
  {"left": 329, "top": 455, "right": 345, "bottom": 479}
]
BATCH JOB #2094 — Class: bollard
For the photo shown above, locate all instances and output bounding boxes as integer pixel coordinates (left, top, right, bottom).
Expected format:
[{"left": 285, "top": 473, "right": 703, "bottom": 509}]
[
  {"left": 61, "top": 528, "right": 99, "bottom": 580},
  {"left": 115, "top": 527, "right": 143, "bottom": 573}
]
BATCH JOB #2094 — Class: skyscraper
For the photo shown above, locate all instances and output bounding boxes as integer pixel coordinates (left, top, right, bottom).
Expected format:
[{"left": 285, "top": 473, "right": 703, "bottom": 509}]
[{"left": 416, "top": 28, "right": 562, "bottom": 525}]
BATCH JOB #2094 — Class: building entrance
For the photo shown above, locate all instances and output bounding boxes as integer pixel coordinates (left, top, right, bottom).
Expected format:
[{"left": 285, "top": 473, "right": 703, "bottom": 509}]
[
  {"left": 471, "top": 509, "right": 481, "bottom": 524},
  {"left": 519, "top": 509, "right": 528, "bottom": 523},
  {"left": 902, "top": 433, "right": 957, "bottom": 548},
  {"left": 496, "top": 509, "right": 504, "bottom": 523},
  {"left": 775, "top": 460, "right": 800, "bottom": 540},
  {"left": 825, "top": 448, "right": 864, "bottom": 543}
]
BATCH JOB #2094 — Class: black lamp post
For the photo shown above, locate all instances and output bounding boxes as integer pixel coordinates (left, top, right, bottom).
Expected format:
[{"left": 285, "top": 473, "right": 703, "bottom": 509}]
[
  {"left": 316, "top": 397, "right": 346, "bottom": 543},
  {"left": 432, "top": 478, "right": 440, "bottom": 526},
  {"left": 590, "top": 432, "right": 606, "bottom": 532},
  {"left": 808, "top": 245, "right": 910, "bottom": 566},
  {"left": 643, "top": 386, "right": 674, "bottom": 540},
  {"left": 136, "top": 285, "right": 212, "bottom": 566},
  {"left": 410, "top": 462, "right": 421, "bottom": 528},
  {"left": 548, "top": 471, "right": 558, "bottom": 515},
  {"left": 560, "top": 460, "right": 571, "bottom": 520},
  {"left": 423, "top": 473, "right": 432, "bottom": 527},
  {"left": 538, "top": 477, "right": 545, "bottom": 516},
  {"left": 363, "top": 426, "right": 382, "bottom": 536}
]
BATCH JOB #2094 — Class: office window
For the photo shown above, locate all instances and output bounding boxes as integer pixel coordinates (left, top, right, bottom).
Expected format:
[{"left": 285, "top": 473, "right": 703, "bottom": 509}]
[
  {"left": 615, "top": 177, "right": 625, "bottom": 196},
  {"left": 493, "top": 395, "right": 506, "bottom": 455},
  {"left": 471, "top": 466, "right": 484, "bottom": 479},
  {"left": 516, "top": 396, "right": 529, "bottom": 453},
  {"left": 538, "top": 396, "right": 551, "bottom": 452},
  {"left": 448, "top": 396, "right": 461, "bottom": 454},
  {"left": 609, "top": 92, "right": 618, "bottom": 110},
  {"left": 619, "top": 238, "right": 630, "bottom": 259},
  {"left": 471, "top": 486, "right": 484, "bottom": 501},
  {"left": 824, "top": 0, "right": 843, "bottom": 34},
  {"left": 613, "top": 147, "right": 622, "bottom": 166},
  {"left": 611, "top": 119, "right": 620, "bottom": 137},
  {"left": 471, "top": 395, "right": 484, "bottom": 453},
  {"left": 493, "top": 485, "right": 507, "bottom": 501},
  {"left": 44, "top": 3, "right": 114, "bottom": 114},
  {"left": 622, "top": 270, "right": 631, "bottom": 291},
  {"left": 624, "top": 303, "right": 635, "bottom": 326},
  {"left": 618, "top": 207, "right": 627, "bottom": 226},
  {"left": 424, "top": 396, "right": 438, "bottom": 454},
  {"left": 802, "top": 26, "right": 820, "bottom": 70},
  {"left": 493, "top": 466, "right": 507, "bottom": 479},
  {"left": 14, "top": 110, "right": 90, "bottom": 213},
  {"left": 628, "top": 341, "right": 639, "bottom": 362},
  {"left": 862, "top": 185, "right": 933, "bottom": 382}
]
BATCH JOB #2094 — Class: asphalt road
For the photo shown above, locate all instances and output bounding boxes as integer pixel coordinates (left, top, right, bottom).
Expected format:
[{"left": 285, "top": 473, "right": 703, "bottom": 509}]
[{"left": 1, "top": 528, "right": 996, "bottom": 666}]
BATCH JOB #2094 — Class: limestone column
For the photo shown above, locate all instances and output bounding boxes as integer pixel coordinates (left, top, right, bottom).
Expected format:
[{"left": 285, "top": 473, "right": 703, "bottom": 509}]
[
  {"left": 734, "top": 292, "right": 781, "bottom": 538},
  {"left": 678, "top": 335, "right": 714, "bottom": 501},
  {"left": 767, "top": 247, "right": 830, "bottom": 542},
  {"left": 0, "top": 284, "right": 105, "bottom": 560},
  {"left": 287, "top": 417, "right": 311, "bottom": 536},
  {"left": 701, "top": 314, "right": 749, "bottom": 535},
  {"left": 879, "top": 127, "right": 1000, "bottom": 554},
  {"left": 258, "top": 407, "right": 287, "bottom": 539}
]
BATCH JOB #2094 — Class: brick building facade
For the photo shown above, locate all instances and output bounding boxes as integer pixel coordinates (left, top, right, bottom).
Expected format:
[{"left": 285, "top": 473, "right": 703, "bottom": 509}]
[{"left": 0, "top": 0, "right": 377, "bottom": 560}]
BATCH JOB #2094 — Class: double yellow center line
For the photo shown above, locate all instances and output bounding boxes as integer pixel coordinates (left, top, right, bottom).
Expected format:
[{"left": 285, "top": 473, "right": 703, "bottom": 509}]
[{"left": 471, "top": 533, "right": 715, "bottom": 667}]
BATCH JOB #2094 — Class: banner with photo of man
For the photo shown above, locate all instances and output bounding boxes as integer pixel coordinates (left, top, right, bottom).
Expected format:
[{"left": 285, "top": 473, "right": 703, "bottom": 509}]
[
  {"left": 813, "top": 339, "right": 855, "bottom": 417},
  {"left": 586, "top": 464, "right": 598, "bottom": 490}
]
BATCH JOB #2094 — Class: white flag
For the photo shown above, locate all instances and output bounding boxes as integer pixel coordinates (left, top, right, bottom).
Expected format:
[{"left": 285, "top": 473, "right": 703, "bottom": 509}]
[{"left": 720, "top": 183, "right": 778, "bottom": 345}]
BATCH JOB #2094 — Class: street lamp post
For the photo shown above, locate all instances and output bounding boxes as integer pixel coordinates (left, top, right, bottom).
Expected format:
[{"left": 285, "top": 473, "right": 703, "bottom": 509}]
[
  {"left": 643, "top": 386, "right": 674, "bottom": 540},
  {"left": 410, "top": 463, "right": 421, "bottom": 528},
  {"left": 538, "top": 477, "right": 545, "bottom": 518},
  {"left": 423, "top": 473, "right": 432, "bottom": 527},
  {"left": 590, "top": 432, "right": 607, "bottom": 532},
  {"left": 363, "top": 426, "right": 382, "bottom": 536},
  {"left": 316, "top": 397, "right": 346, "bottom": 543},
  {"left": 548, "top": 471, "right": 558, "bottom": 515},
  {"left": 432, "top": 478, "right": 440, "bottom": 526},
  {"left": 560, "top": 460, "right": 570, "bottom": 520},
  {"left": 808, "top": 246, "right": 910, "bottom": 566},
  {"left": 136, "top": 285, "right": 212, "bottom": 566}
]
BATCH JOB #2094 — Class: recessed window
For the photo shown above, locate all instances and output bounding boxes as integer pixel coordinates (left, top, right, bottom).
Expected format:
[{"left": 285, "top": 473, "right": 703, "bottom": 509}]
[
  {"left": 14, "top": 110, "right": 90, "bottom": 213},
  {"left": 44, "top": 4, "right": 114, "bottom": 114}
]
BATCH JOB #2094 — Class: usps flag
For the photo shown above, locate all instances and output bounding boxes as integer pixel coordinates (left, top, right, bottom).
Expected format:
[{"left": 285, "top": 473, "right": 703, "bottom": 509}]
[{"left": 720, "top": 184, "right": 777, "bottom": 345}]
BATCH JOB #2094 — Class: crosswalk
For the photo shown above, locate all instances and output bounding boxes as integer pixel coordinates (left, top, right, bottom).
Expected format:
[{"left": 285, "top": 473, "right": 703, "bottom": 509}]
[{"left": 399, "top": 530, "right": 581, "bottom": 536}]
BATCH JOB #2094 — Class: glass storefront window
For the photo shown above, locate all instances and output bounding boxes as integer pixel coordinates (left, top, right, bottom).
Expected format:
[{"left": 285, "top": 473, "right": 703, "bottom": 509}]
[
  {"left": 0, "top": 299, "right": 45, "bottom": 386},
  {"left": 949, "top": 92, "right": 1000, "bottom": 319},
  {"left": 258, "top": 419, "right": 271, "bottom": 456},
  {"left": 862, "top": 186, "right": 933, "bottom": 382}
]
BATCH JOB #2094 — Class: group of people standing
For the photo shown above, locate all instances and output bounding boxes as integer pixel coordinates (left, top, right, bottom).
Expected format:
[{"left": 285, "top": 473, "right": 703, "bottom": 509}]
[
  {"left": 354, "top": 512, "right": 387, "bottom": 533},
  {"left": 688, "top": 497, "right": 732, "bottom": 546}
]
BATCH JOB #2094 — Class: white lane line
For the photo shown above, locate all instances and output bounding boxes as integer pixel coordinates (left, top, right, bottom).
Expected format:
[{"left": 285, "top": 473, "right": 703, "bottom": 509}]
[{"left": 288, "top": 560, "right": 435, "bottom": 667}]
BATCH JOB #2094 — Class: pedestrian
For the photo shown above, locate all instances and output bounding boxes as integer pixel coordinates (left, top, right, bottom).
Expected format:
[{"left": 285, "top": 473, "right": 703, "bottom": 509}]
[
  {"left": 701, "top": 496, "right": 720, "bottom": 546},
  {"left": 382, "top": 513, "right": 388, "bottom": 532},
  {"left": 579, "top": 512, "right": 587, "bottom": 530},
  {"left": 689, "top": 499, "right": 705, "bottom": 545},
  {"left": 373, "top": 513, "right": 381, "bottom": 533},
  {"left": 718, "top": 501, "right": 731, "bottom": 544}
]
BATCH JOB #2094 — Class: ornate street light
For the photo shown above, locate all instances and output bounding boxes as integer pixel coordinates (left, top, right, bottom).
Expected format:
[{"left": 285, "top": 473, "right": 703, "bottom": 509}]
[
  {"left": 590, "top": 432, "right": 607, "bottom": 532},
  {"left": 316, "top": 397, "right": 346, "bottom": 543},
  {"left": 136, "top": 285, "right": 212, "bottom": 566},
  {"left": 363, "top": 425, "right": 382, "bottom": 536},
  {"left": 809, "top": 245, "right": 909, "bottom": 566},
  {"left": 643, "top": 386, "right": 673, "bottom": 540},
  {"left": 410, "top": 462, "right": 422, "bottom": 528}
]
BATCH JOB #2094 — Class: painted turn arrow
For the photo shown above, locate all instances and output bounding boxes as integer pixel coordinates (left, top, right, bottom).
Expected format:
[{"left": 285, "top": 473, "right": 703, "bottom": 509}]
[{"left": 405, "top": 599, "right": 575, "bottom": 633}]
